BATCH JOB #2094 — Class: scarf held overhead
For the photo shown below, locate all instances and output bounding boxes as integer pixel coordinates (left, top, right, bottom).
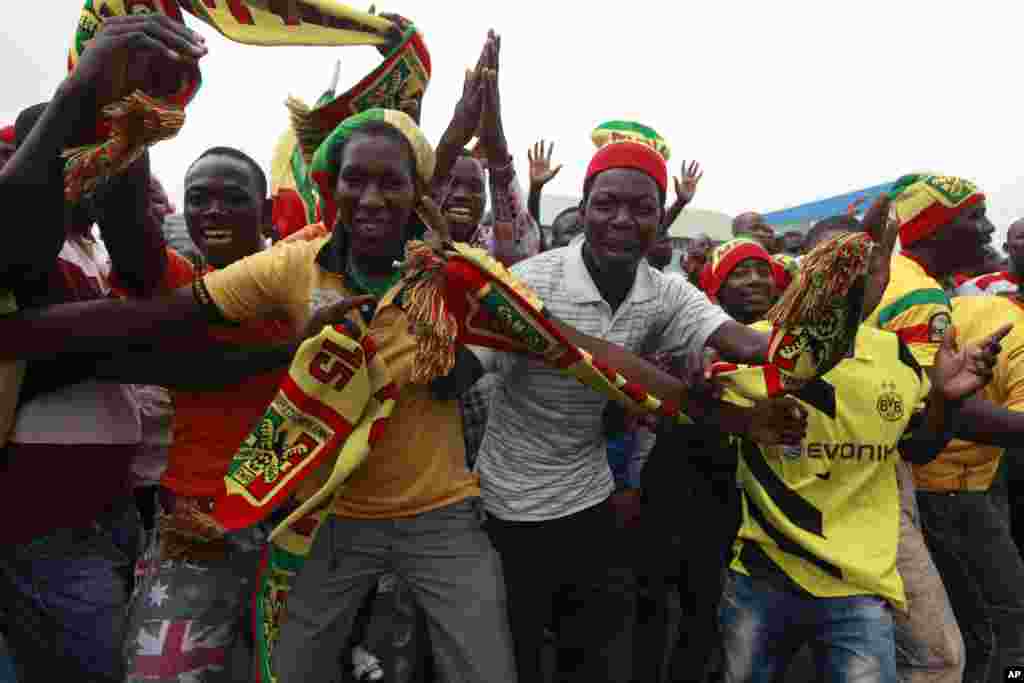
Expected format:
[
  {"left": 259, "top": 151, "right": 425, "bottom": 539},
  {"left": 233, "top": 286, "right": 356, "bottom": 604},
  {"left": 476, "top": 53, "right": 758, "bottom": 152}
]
[{"left": 65, "top": 0, "right": 395, "bottom": 202}]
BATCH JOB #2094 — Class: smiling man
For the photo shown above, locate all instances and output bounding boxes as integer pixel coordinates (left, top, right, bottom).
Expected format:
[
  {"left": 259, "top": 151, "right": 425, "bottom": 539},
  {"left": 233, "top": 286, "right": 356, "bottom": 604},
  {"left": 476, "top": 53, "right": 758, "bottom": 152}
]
[
  {"left": 477, "top": 133, "right": 791, "bottom": 683},
  {"left": 431, "top": 32, "right": 540, "bottom": 267},
  {"left": 700, "top": 240, "right": 779, "bottom": 324}
]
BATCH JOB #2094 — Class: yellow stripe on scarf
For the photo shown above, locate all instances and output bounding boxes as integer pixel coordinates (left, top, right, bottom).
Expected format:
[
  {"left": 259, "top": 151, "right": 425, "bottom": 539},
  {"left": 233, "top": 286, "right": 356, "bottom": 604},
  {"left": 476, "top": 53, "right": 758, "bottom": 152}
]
[{"left": 182, "top": 0, "right": 391, "bottom": 46}]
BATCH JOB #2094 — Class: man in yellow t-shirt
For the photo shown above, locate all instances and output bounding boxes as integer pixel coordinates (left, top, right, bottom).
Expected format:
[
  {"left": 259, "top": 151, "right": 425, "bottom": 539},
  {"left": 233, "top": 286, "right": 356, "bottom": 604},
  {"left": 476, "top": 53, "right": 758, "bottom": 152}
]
[
  {"left": 863, "top": 173, "right": 995, "bottom": 683},
  {"left": 914, "top": 295, "right": 1024, "bottom": 679}
]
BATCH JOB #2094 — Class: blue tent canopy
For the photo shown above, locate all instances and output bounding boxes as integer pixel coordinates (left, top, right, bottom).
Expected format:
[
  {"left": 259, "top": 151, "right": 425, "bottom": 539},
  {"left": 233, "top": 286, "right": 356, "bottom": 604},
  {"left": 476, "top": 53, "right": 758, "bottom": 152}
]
[{"left": 763, "top": 182, "right": 894, "bottom": 231}]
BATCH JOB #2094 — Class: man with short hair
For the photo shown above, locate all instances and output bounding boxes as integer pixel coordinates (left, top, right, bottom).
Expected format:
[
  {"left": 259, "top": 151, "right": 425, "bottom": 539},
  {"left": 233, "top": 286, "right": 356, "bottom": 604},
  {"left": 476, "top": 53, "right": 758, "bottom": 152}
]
[
  {"left": 119, "top": 146, "right": 296, "bottom": 683},
  {"left": 550, "top": 206, "right": 583, "bottom": 249},
  {"left": 956, "top": 218, "right": 1024, "bottom": 297},
  {"left": 863, "top": 173, "right": 1024, "bottom": 683},
  {"left": 732, "top": 212, "right": 777, "bottom": 252},
  {"left": 913, "top": 294, "right": 1024, "bottom": 682},
  {"left": 781, "top": 230, "right": 805, "bottom": 256},
  {"left": 478, "top": 133, "right": 804, "bottom": 683}
]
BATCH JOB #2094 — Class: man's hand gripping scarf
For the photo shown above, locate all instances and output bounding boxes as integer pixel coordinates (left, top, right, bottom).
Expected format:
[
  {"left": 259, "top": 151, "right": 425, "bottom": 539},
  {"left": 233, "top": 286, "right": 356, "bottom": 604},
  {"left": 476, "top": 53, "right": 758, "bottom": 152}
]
[{"left": 65, "top": 0, "right": 398, "bottom": 202}]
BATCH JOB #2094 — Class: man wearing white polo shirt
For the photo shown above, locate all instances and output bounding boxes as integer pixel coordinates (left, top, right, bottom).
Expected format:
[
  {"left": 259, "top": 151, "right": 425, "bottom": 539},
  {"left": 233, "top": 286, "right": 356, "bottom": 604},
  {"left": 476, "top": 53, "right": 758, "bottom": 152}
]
[{"left": 477, "top": 136, "right": 784, "bottom": 683}]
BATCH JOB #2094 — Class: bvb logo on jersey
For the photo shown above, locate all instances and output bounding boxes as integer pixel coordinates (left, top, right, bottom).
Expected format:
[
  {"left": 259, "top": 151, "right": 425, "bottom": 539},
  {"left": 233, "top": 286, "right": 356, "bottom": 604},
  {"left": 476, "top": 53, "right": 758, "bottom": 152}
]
[{"left": 877, "top": 381, "right": 905, "bottom": 422}]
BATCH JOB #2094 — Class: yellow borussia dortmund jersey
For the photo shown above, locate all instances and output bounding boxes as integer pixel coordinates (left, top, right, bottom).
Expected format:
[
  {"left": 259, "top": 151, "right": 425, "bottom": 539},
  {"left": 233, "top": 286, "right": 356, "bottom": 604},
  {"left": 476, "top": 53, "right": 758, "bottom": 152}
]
[
  {"left": 729, "top": 323, "right": 931, "bottom": 611},
  {"left": 864, "top": 254, "right": 952, "bottom": 368},
  {"left": 915, "top": 296, "right": 1024, "bottom": 492}
]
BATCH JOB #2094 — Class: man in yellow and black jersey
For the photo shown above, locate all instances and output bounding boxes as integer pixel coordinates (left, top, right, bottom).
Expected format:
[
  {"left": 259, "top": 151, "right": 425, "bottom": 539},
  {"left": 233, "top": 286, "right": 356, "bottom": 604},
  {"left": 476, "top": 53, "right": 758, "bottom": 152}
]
[{"left": 717, "top": 203, "right": 1009, "bottom": 683}]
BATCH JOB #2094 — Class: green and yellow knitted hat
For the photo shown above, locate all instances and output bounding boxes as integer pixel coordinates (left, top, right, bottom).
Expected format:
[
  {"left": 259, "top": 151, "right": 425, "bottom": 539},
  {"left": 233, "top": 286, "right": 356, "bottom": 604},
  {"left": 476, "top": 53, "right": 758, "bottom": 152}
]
[{"left": 591, "top": 120, "right": 671, "bottom": 161}]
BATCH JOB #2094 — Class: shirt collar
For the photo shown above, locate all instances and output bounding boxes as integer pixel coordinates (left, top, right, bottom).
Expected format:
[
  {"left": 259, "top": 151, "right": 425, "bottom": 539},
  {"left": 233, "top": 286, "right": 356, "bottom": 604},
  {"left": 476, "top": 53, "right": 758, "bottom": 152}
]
[
  {"left": 563, "top": 239, "right": 658, "bottom": 306},
  {"left": 315, "top": 225, "right": 346, "bottom": 275}
]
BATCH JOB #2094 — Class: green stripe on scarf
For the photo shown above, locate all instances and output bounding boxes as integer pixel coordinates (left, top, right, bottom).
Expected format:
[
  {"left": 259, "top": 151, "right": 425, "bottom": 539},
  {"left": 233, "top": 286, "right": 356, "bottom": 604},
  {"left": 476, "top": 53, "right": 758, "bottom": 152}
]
[{"left": 877, "top": 288, "right": 951, "bottom": 327}]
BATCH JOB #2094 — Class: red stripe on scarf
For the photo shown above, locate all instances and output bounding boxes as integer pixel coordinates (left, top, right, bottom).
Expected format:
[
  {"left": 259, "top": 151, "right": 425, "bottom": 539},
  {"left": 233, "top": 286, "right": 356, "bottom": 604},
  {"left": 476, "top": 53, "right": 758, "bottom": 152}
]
[
  {"left": 764, "top": 365, "right": 783, "bottom": 396},
  {"left": 279, "top": 374, "right": 355, "bottom": 438}
]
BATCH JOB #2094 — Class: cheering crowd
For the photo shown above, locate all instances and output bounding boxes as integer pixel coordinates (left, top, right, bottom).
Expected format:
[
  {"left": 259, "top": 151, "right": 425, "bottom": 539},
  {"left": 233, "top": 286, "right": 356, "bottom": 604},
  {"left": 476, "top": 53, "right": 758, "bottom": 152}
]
[{"left": 0, "top": 4, "right": 1023, "bottom": 683}]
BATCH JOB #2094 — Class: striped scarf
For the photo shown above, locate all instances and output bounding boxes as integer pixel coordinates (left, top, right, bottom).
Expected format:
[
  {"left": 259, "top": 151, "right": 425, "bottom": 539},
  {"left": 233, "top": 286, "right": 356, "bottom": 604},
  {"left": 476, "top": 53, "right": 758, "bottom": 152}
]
[{"left": 65, "top": 0, "right": 395, "bottom": 202}]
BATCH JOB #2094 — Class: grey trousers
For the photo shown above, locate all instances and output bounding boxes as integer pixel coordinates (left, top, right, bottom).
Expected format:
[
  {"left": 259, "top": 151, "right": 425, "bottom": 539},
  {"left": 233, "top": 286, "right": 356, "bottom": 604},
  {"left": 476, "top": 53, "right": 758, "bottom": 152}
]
[
  {"left": 892, "top": 462, "right": 965, "bottom": 683},
  {"left": 274, "top": 497, "right": 517, "bottom": 683}
]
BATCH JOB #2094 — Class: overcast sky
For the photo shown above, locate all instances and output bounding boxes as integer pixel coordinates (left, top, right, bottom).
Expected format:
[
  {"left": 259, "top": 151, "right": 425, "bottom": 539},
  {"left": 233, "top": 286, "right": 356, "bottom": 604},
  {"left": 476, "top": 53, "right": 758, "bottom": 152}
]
[{"left": 6, "top": 1, "right": 1024, "bottom": 245}]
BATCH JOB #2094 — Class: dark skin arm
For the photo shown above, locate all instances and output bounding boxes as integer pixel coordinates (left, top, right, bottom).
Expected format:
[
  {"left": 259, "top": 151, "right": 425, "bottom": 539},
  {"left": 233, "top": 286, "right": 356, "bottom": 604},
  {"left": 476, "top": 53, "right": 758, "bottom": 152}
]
[
  {"left": 661, "top": 161, "right": 703, "bottom": 231},
  {"left": 0, "top": 80, "right": 97, "bottom": 282},
  {"left": 0, "top": 15, "right": 205, "bottom": 284},
  {"left": 19, "top": 340, "right": 299, "bottom": 400},
  {"left": 952, "top": 396, "right": 1024, "bottom": 449},
  {"left": 0, "top": 286, "right": 204, "bottom": 360},
  {"left": 89, "top": 343, "right": 298, "bottom": 391},
  {"left": 433, "top": 32, "right": 494, "bottom": 194},
  {"left": 900, "top": 393, "right": 961, "bottom": 465},
  {"left": 915, "top": 326, "right": 1011, "bottom": 452},
  {"left": 91, "top": 152, "right": 168, "bottom": 297},
  {"left": 526, "top": 140, "right": 562, "bottom": 225},
  {"left": 707, "top": 321, "right": 771, "bottom": 365},
  {"left": 548, "top": 317, "right": 806, "bottom": 444}
]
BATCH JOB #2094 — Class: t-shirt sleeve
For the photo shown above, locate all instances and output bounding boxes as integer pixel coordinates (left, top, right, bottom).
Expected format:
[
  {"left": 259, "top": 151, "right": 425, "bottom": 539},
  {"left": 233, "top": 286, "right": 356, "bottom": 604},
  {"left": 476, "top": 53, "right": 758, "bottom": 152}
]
[
  {"left": 1001, "top": 342, "right": 1024, "bottom": 413},
  {"left": 656, "top": 277, "right": 732, "bottom": 356},
  {"left": 202, "top": 240, "right": 317, "bottom": 323},
  {"left": 874, "top": 287, "right": 952, "bottom": 367}
]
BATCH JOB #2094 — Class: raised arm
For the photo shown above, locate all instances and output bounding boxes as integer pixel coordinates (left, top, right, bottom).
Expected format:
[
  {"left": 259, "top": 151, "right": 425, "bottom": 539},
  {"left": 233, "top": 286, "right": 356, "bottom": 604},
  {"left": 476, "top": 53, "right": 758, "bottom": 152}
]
[
  {"left": 477, "top": 34, "right": 540, "bottom": 265},
  {"left": 0, "top": 14, "right": 205, "bottom": 283},
  {"left": 527, "top": 140, "right": 562, "bottom": 224},
  {"left": 661, "top": 160, "right": 702, "bottom": 231},
  {"left": 92, "top": 152, "right": 169, "bottom": 297},
  {"left": 433, "top": 33, "right": 492, "bottom": 196}
]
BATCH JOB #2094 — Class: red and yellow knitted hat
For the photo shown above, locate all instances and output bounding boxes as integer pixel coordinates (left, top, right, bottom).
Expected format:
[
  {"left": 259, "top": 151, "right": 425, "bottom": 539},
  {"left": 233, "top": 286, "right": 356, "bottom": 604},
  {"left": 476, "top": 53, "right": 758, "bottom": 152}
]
[
  {"left": 890, "top": 173, "right": 985, "bottom": 247},
  {"left": 699, "top": 238, "right": 774, "bottom": 299}
]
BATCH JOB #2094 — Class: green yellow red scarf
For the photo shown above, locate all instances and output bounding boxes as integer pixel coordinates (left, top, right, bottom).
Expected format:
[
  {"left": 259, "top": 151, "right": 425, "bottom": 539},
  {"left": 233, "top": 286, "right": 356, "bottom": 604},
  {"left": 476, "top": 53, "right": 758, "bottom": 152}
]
[{"left": 65, "top": 0, "right": 395, "bottom": 202}]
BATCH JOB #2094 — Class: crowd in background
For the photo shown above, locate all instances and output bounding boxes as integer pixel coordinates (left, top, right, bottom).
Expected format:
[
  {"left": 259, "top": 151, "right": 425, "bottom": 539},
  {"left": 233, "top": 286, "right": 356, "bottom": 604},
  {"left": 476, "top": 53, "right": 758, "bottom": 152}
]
[{"left": 0, "top": 5, "right": 1023, "bottom": 683}]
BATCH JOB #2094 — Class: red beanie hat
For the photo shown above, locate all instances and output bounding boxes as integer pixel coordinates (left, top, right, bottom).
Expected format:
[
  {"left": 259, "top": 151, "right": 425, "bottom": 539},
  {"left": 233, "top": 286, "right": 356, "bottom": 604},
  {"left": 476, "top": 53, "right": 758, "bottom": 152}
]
[
  {"left": 699, "top": 239, "right": 774, "bottom": 300},
  {"left": 585, "top": 141, "right": 668, "bottom": 195}
]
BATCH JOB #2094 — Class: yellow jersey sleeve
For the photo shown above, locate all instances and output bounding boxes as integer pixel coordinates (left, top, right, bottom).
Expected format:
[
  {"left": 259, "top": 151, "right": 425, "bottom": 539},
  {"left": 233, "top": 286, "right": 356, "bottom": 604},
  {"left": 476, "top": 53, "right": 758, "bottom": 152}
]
[
  {"left": 202, "top": 237, "right": 324, "bottom": 324},
  {"left": 871, "top": 287, "right": 951, "bottom": 367}
]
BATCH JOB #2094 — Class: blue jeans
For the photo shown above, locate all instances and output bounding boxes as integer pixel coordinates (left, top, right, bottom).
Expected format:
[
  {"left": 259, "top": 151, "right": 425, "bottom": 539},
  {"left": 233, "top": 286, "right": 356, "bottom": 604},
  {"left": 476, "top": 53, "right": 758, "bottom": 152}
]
[
  {"left": 719, "top": 571, "right": 897, "bottom": 683},
  {"left": 0, "top": 498, "right": 140, "bottom": 682},
  {"left": 0, "top": 634, "right": 17, "bottom": 683}
]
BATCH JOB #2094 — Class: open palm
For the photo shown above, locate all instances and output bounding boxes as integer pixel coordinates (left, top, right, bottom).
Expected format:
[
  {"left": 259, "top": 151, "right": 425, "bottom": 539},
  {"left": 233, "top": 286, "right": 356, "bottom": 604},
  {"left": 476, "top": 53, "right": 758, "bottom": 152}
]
[
  {"left": 933, "top": 324, "right": 1011, "bottom": 401},
  {"left": 528, "top": 140, "right": 562, "bottom": 187}
]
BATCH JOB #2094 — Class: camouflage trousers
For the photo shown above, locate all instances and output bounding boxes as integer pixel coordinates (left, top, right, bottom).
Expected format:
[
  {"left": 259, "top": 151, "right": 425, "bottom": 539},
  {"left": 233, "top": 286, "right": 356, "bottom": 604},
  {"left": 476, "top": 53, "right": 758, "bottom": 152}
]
[{"left": 122, "top": 503, "right": 265, "bottom": 683}]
